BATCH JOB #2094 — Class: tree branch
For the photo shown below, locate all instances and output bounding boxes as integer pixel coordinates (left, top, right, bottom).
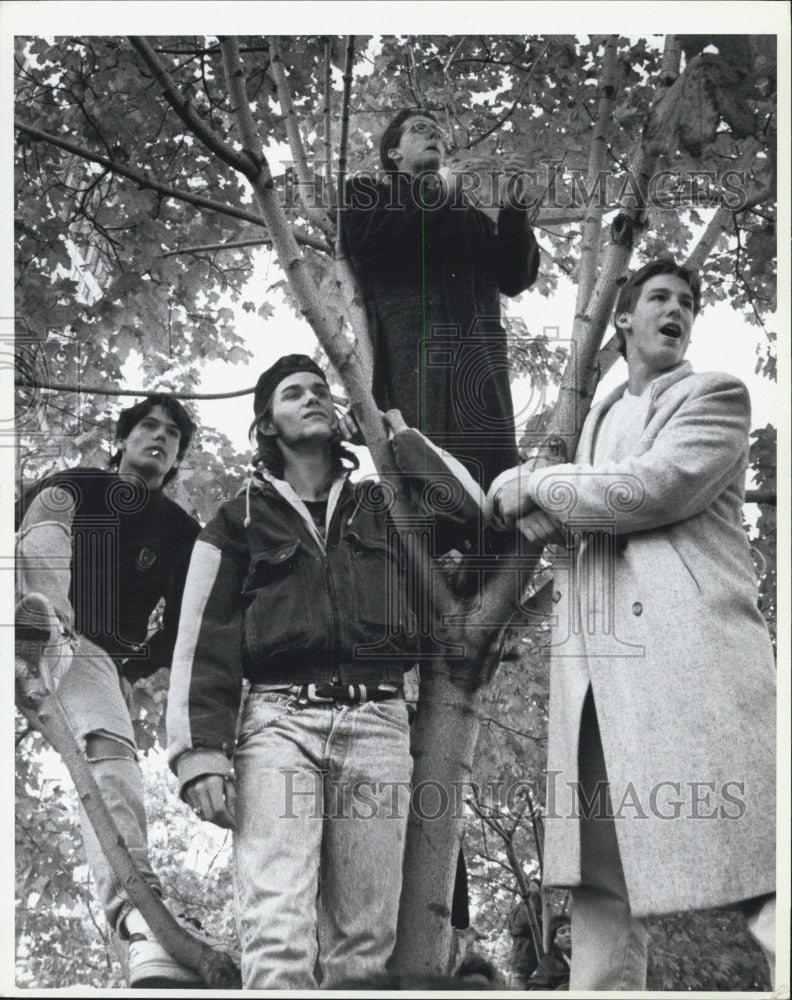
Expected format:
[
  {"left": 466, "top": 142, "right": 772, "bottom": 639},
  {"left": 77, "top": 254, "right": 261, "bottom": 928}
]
[
  {"left": 467, "top": 793, "right": 544, "bottom": 958},
  {"left": 686, "top": 178, "right": 775, "bottom": 272},
  {"left": 323, "top": 38, "right": 336, "bottom": 205},
  {"left": 128, "top": 36, "right": 251, "bottom": 175},
  {"left": 218, "top": 36, "right": 386, "bottom": 483},
  {"left": 473, "top": 34, "right": 697, "bottom": 654},
  {"left": 15, "top": 375, "right": 256, "bottom": 401},
  {"left": 468, "top": 39, "right": 551, "bottom": 148},
  {"left": 659, "top": 35, "right": 682, "bottom": 86},
  {"left": 483, "top": 716, "right": 545, "bottom": 745},
  {"left": 335, "top": 35, "right": 356, "bottom": 257},
  {"left": 267, "top": 36, "right": 332, "bottom": 232},
  {"left": 573, "top": 36, "right": 618, "bottom": 315},
  {"left": 162, "top": 238, "right": 272, "bottom": 257},
  {"left": 15, "top": 620, "right": 240, "bottom": 988},
  {"left": 746, "top": 489, "right": 776, "bottom": 506},
  {"left": 685, "top": 204, "right": 731, "bottom": 272},
  {"left": 16, "top": 120, "right": 329, "bottom": 252}
]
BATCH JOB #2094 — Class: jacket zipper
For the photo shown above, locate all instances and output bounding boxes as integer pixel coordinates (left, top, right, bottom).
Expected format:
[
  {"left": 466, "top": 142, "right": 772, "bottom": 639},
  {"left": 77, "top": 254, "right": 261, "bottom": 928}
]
[{"left": 323, "top": 504, "right": 343, "bottom": 684}]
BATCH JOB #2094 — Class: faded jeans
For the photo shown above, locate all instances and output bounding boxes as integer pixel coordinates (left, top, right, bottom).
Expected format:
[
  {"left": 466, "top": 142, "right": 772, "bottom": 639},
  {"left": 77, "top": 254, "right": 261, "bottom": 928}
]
[
  {"left": 17, "top": 499, "right": 162, "bottom": 934},
  {"left": 51, "top": 636, "right": 163, "bottom": 932},
  {"left": 233, "top": 689, "right": 413, "bottom": 990}
]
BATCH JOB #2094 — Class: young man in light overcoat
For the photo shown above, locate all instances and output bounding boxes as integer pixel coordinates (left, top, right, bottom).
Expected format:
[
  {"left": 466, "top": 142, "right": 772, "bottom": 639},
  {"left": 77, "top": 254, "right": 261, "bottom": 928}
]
[{"left": 487, "top": 258, "right": 776, "bottom": 989}]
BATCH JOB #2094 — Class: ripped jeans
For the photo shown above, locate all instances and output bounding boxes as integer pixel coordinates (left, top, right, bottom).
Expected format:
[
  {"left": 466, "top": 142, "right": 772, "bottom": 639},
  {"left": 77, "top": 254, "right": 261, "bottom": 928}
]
[{"left": 55, "top": 636, "right": 162, "bottom": 932}]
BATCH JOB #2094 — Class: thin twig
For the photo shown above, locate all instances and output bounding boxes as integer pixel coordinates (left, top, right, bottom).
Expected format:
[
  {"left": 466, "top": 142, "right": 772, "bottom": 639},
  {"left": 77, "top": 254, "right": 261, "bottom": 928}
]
[
  {"left": 16, "top": 724, "right": 34, "bottom": 747},
  {"left": 469, "top": 39, "right": 551, "bottom": 148},
  {"left": 17, "top": 376, "right": 256, "bottom": 400},
  {"left": 162, "top": 238, "right": 273, "bottom": 257},
  {"left": 482, "top": 716, "right": 545, "bottom": 745}
]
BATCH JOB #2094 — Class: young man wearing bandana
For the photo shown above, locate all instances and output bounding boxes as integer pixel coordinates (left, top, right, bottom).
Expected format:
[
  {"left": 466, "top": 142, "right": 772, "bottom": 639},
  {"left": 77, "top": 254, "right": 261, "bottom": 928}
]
[{"left": 167, "top": 354, "right": 484, "bottom": 989}]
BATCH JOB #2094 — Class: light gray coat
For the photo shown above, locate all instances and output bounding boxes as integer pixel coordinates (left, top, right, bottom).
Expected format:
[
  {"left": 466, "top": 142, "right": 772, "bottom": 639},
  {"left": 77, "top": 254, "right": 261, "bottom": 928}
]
[{"left": 526, "top": 362, "right": 775, "bottom": 917}]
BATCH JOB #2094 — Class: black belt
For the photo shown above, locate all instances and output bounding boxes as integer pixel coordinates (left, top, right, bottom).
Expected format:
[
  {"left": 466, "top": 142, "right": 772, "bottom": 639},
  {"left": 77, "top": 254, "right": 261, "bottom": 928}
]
[{"left": 251, "top": 682, "right": 401, "bottom": 705}]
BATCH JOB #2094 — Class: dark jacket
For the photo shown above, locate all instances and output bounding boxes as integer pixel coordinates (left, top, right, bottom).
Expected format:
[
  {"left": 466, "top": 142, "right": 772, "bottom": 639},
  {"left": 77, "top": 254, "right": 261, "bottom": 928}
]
[
  {"left": 168, "top": 468, "right": 419, "bottom": 789},
  {"left": 17, "top": 468, "right": 200, "bottom": 681},
  {"left": 166, "top": 429, "right": 486, "bottom": 790},
  {"left": 342, "top": 172, "right": 540, "bottom": 489}
]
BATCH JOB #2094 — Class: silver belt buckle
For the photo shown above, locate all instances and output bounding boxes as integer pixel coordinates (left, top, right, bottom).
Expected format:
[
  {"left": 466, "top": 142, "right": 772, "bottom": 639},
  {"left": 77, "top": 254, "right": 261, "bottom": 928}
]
[{"left": 306, "top": 683, "right": 334, "bottom": 703}]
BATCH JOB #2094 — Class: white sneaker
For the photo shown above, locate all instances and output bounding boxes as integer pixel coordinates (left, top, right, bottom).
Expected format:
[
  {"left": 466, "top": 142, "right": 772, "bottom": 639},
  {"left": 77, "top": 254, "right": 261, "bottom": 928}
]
[{"left": 123, "top": 909, "right": 205, "bottom": 988}]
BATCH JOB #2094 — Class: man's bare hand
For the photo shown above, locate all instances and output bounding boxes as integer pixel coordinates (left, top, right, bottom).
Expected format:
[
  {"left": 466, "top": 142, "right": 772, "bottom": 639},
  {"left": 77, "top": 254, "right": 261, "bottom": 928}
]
[
  {"left": 485, "top": 473, "right": 531, "bottom": 530},
  {"left": 184, "top": 774, "right": 237, "bottom": 830},
  {"left": 450, "top": 155, "right": 535, "bottom": 207},
  {"left": 517, "top": 508, "right": 565, "bottom": 547},
  {"left": 336, "top": 407, "right": 363, "bottom": 445}
]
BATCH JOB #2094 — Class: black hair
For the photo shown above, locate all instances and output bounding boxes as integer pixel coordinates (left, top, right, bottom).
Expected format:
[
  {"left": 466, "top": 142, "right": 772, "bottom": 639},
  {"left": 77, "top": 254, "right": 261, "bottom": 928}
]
[
  {"left": 379, "top": 107, "right": 439, "bottom": 174},
  {"left": 109, "top": 394, "right": 195, "bottom": 487},
  {"left": 613, "top": 256, "right": 702, "bottom": 357}
]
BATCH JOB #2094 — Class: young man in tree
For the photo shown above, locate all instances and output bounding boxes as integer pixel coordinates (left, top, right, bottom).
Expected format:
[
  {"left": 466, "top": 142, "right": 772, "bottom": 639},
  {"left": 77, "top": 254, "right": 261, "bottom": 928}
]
[
  {"left": 16, "top": 395, "right": 205, "bottom": 988},
  {"left": 342, "top": 107, "right": 540, "bottom": 492},
  {"left": 486, "top": 258, "right": 776, "bottom": 988},
  {"left": 167, "top": 355, "right": 431, "bottom": 989}
]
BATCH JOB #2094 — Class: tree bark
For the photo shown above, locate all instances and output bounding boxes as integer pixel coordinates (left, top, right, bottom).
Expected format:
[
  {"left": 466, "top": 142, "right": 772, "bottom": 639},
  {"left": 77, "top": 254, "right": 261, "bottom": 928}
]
[{"left": 573, "top": 37, "right": 618, "bottom": 316}]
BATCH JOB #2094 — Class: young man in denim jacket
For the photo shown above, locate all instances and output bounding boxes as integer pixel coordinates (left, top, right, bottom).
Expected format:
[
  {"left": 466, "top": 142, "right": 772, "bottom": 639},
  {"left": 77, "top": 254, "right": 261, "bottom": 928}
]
[{"left": 166, "top": 354, "right": 483, "bottom": 989}]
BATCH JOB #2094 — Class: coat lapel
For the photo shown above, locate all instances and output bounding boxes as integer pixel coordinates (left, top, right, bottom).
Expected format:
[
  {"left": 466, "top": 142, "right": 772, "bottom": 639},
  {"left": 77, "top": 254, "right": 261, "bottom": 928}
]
[
  {"left": 576, "top": 383, "right": 627, "bottom": 464},
  {"left": 576, "top": 362, "right": 694, "bottom": 464}
]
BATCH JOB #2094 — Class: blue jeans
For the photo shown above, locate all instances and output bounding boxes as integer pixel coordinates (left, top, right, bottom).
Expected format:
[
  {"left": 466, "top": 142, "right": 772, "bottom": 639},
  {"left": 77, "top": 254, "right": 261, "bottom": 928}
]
[{"left": 233, "top": 689, "right": 413, "bottom": 989}]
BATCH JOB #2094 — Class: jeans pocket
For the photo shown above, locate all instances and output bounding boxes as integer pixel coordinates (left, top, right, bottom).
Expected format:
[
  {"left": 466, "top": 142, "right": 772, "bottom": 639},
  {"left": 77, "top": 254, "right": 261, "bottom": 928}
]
[
  {"left": 236, "top": 691, "right": 297, "bottom": 747},
  {"left": 364, "top": 697, "right": 410, "bottom": 731}
]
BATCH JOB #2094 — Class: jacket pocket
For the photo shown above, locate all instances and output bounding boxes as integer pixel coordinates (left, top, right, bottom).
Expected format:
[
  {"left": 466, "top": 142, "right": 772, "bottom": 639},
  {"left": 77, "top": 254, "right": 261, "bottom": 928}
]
[
  {"left": 365, "top": 696, "right": 410, "bottom": 732},
  {"left": 344, "top": 529, "right": 403, "bottom": 629},
  {"left": 242, "top": 541, "right": 315, "bottom": 660},
  {"left": 666, "top": 538, "right": 703, "bottom": 595}
]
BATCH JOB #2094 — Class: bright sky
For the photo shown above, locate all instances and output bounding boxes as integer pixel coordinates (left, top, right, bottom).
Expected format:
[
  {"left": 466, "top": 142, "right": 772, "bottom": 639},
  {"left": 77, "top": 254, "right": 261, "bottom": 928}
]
[{"left": 190, "top": 238, "right": 779, "bottom": 464}]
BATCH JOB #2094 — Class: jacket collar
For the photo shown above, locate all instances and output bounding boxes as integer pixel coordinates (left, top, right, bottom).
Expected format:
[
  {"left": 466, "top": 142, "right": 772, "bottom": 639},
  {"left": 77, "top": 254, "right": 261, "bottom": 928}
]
[
  {"left": 579, "top": 361, "right": 694, "bottom": 463},
  {"left": 241, "top": 468, "right": 349, "bottom": 552}
]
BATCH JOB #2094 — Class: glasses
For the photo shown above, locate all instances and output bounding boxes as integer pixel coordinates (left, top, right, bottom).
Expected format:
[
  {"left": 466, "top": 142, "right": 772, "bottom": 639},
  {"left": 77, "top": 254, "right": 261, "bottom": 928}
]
[{"left": 403, "top": 119, "right": 449, "bottom": 143}]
